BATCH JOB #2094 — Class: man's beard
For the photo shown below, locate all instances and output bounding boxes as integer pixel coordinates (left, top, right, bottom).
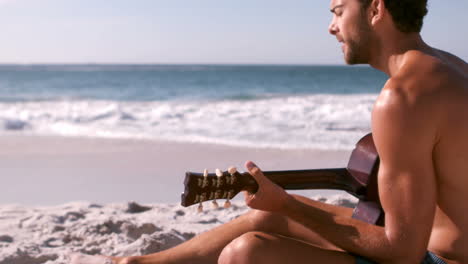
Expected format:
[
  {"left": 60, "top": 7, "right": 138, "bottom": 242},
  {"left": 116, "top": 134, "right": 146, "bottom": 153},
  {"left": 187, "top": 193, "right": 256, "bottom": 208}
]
[{"left": 344, "top": 15, "right": 373, "bottom": 65}]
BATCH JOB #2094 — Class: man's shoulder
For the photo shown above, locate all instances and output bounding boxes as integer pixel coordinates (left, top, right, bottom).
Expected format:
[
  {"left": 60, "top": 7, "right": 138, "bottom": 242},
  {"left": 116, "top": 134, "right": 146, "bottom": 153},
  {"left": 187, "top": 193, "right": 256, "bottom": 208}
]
[
  {"left": 379, "top": 73, "right": 439, "bottom": 110},
  {"left": 385, "top": 50, "right": 466, "bottom": 104},
  {"left": 375, "top": 63, "right": 446, "bottom": 127},
  {"left": 400, "top": 49, "right": 467, "bottom": 88}
]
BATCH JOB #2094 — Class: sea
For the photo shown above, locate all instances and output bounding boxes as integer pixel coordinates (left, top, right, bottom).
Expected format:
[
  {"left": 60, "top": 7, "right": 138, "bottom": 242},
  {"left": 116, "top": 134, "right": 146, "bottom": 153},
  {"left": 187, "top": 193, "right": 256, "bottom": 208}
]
[{"left": 0, "top": 64, "right": 387, "bottom": 150}]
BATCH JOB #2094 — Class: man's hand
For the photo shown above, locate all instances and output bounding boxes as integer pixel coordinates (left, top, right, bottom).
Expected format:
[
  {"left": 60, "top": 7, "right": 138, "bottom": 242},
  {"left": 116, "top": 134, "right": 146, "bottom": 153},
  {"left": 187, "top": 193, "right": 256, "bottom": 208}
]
[{"left": 243, "top": 161, "right": 291, "bottom": 212}]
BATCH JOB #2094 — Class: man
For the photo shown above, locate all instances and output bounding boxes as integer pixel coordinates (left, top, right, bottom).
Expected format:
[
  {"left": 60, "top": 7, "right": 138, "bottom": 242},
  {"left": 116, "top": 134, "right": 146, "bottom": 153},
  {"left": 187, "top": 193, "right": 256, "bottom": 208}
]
[{"left": 72, "top": 0, "right": 468, "bottom": 263}]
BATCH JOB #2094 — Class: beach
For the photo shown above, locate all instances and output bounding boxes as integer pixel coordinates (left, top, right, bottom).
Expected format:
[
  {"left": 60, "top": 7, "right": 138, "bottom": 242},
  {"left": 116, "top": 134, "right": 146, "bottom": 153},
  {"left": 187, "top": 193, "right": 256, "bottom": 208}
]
[
  {"left": 0, "top": 64, "right": 378, "bottom": 263},
  {"left": 0, "top": 135, "right": 358, "bottom": 263}
]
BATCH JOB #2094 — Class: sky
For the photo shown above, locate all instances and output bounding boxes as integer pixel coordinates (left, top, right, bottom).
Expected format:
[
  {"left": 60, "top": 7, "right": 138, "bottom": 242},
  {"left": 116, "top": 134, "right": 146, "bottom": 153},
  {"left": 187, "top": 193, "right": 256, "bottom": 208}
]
[{"left": 0, "top": 0, "right": 467, "bottom": 65}]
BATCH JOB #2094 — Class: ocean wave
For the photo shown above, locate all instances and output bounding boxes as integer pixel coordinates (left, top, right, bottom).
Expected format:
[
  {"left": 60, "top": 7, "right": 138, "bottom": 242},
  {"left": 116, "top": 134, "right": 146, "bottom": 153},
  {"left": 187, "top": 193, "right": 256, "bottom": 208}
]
[{"left": 0, "top": 94, "right": 378, "bottom": 149}]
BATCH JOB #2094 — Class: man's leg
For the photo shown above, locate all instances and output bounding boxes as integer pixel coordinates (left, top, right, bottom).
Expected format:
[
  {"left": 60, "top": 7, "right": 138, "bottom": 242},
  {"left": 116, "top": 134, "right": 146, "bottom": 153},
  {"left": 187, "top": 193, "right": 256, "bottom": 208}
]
[
  {"left": 114, "top": 195, "right": 353, "bottom": 264},
  {"left": 218, "top": 231, "right": 356, "bottom": 264}
]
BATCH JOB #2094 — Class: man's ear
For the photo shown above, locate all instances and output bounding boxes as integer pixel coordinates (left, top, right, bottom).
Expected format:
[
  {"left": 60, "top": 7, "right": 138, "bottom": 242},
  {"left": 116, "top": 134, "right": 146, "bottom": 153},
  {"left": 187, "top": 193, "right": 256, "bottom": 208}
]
[{"left": 369, "top": 0, "right": 386, "bottom": 26}]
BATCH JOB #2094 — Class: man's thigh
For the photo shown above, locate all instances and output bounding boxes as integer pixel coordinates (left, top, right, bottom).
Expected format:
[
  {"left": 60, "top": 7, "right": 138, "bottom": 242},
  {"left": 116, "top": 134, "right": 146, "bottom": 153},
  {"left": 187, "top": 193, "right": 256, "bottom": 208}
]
[
  {"left": 254, "top": 195, "right": 353, "bottom": 252},
  {"left": 221, "top": 231, "right": 356, "bottom": 264}
]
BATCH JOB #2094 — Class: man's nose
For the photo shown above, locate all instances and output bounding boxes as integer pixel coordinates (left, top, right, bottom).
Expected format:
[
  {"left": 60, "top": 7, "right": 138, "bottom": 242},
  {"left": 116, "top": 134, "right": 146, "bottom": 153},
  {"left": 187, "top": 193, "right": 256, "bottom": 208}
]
[{"left": 328, "top": 20, "right": 338, "bottom": 35}]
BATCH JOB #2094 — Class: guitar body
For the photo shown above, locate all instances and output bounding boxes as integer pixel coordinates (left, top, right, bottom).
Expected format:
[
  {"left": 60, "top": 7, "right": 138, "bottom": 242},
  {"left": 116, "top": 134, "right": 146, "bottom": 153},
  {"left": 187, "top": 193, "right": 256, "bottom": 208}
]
[
  {"left": 181, "top": 133, "right": 385, "bottom": 226},
  {"left": 347, "top": 134, "right": 384, "bottom": 226}
]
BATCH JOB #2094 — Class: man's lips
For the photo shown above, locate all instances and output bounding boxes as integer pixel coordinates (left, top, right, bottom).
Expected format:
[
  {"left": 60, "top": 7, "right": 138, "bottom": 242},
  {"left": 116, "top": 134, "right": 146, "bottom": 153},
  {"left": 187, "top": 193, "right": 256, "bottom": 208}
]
[
  {"left": 337, "top": 39, "right": 344, "bottom": 47},
  {"left": 336, "top": 37, "right": 345, "bottom": 52},
  {"left": 339, "top": 41, "right": 345, "bottom": 52}
]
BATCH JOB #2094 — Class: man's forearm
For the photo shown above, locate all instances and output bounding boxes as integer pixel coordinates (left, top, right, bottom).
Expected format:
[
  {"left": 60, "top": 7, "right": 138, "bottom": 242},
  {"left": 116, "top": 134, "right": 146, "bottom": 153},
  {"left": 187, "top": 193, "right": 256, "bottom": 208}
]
[{"left": 280, "top": 194, "right": 397, "bottom": 262}]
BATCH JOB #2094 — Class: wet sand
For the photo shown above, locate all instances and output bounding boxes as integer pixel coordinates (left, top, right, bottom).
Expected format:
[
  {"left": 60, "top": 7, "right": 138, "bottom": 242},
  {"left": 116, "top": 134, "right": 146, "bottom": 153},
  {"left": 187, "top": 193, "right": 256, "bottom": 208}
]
[{"left": 0, "top": 135, "right": 353, "bottom": 205}]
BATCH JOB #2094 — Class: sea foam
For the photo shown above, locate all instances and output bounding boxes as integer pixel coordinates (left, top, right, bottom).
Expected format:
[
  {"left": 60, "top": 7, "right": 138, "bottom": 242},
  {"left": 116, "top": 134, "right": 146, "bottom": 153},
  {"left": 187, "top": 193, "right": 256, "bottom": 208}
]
[{"left": 0, "top": 94, "right": 377, "bottom": 150}]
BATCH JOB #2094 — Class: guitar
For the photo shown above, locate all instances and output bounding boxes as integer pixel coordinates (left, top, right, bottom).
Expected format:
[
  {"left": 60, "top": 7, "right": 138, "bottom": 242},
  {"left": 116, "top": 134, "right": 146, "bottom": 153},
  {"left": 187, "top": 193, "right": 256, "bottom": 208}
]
[{"left": 181, "top": 133, "right": 384, "bottom": 226}]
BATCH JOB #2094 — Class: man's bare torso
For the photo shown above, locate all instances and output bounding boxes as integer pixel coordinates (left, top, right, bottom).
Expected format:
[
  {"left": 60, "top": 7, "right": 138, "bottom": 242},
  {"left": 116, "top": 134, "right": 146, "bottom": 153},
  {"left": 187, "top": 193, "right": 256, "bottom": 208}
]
[
  {"left": 378, "top": 49, "right": 468, "bottom": 263},
  {"left": 427, "top": 51, "right": 468, "bottom": 263}
]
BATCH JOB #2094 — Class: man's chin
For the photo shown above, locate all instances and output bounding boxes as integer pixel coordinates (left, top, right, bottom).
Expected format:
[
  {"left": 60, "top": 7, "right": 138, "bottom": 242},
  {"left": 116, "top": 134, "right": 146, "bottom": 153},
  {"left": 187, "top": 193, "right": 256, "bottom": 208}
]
[
  {"left": 344, "top": 57, "right": 357, "bottom": 65},
  {"left": 345, "top": 60, "right": 360, "bottom": 65},
  {"left": 344, "top": 55, "right": 367, "bottom": 65}
]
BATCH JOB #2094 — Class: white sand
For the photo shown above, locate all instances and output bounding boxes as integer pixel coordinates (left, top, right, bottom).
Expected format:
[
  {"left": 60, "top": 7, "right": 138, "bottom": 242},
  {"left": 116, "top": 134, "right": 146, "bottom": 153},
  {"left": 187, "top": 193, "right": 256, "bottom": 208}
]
[
  {"left": 0, "top": 197, "right": 357, "bottom": 264},
  {"left": 0, "top": 135, "right": 357, "bottom": 263}
]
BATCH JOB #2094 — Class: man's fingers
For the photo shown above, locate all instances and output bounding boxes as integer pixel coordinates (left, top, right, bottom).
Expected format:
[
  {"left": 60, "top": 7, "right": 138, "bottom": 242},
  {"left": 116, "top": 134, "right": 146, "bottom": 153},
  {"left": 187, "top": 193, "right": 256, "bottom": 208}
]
[{"left": 245, "top": 160, "right": 266, "bottom": 184}]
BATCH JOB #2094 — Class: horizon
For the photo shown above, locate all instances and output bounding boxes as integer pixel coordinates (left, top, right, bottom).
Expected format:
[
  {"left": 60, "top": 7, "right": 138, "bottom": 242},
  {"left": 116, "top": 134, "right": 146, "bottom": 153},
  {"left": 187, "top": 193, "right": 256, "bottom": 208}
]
[{"left": 0, "top": 63, "right": 371, "bottom": 66}]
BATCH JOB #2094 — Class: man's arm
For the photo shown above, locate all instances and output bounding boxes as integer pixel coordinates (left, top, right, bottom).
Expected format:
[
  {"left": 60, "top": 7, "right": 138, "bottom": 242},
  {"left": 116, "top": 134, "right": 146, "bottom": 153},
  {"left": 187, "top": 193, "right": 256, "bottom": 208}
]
[
  {"left": 371, "top": 82, "right": 438, "bottom": 260},
  {"left": 245, "top": 80, "right": 439, "bottom": 263}
]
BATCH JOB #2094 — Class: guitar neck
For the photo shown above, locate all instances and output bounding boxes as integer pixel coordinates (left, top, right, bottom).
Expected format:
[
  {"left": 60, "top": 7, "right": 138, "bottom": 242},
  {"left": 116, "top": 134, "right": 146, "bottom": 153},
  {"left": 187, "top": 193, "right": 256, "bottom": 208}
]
[
  {"left": 182, "top": 133, "right": 382, "bottom": 225},
  {"left": 242, "top": 168, "right": 363, "bottom": 198}
]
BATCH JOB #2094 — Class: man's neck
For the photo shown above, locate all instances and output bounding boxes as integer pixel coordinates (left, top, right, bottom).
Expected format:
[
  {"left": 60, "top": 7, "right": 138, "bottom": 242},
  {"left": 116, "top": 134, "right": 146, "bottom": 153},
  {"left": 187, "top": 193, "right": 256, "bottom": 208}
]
[{"left": 368, "top": 33, "right": 429, "bottom": 77}]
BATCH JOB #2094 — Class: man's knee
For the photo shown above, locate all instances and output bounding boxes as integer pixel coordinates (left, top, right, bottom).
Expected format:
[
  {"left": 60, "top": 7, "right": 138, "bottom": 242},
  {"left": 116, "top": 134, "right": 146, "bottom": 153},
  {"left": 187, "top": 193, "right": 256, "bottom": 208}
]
[{"left": 218, "top": 232, "right": 267, "bottom": 264}]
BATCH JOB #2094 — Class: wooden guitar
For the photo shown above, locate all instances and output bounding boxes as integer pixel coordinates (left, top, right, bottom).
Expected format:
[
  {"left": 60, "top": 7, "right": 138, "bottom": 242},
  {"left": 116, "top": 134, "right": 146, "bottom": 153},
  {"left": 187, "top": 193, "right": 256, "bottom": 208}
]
[{"left": 181, "top": 133, "right": 384, "bottom": 226}]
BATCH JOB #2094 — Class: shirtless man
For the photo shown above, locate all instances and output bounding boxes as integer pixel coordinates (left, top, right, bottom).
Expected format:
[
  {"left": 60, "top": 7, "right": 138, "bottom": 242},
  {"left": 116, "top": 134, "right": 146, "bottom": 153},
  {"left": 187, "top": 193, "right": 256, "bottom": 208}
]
[{"left": 72, "top": 0, "right": 468, "bottom": 263}]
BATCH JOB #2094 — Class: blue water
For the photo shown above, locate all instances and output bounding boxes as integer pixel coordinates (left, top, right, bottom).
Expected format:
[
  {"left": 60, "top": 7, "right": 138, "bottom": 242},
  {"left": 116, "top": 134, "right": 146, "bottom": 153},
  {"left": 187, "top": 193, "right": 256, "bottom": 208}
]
[{"left": 0, "top": 64, "right": 387, "bottom": 149}]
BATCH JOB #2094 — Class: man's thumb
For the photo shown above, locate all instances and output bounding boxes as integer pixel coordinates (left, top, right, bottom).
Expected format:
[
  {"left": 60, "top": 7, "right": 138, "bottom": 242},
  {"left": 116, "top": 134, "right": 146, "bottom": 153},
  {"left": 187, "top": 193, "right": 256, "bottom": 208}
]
[{"left": 245, "top": 161, "right": 265, "bottom": 184}]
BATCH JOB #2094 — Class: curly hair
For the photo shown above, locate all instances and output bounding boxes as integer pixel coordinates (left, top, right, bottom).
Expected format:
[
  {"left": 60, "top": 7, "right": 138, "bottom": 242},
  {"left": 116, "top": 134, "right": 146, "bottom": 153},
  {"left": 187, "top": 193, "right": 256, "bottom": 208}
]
[{"left": 358, "top": 0, "right": 428, "bottom": 33}]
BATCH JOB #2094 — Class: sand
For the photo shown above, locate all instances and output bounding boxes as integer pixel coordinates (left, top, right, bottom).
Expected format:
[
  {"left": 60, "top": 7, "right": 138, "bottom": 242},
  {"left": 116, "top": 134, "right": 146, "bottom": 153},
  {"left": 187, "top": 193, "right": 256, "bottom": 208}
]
[
  {"left": 0, "top": 135, "right": 357, "bottom": 263},
  {"left": 0, "top": 198, "right": 358, "bottom": 264},
  {"left": 0, "top": 135, "right": 352, "bottom": 205}
]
